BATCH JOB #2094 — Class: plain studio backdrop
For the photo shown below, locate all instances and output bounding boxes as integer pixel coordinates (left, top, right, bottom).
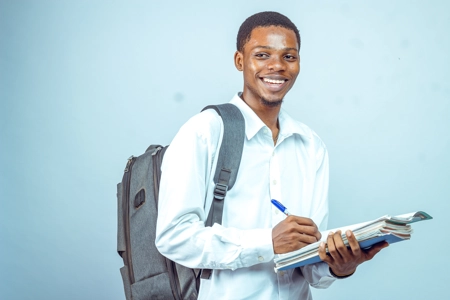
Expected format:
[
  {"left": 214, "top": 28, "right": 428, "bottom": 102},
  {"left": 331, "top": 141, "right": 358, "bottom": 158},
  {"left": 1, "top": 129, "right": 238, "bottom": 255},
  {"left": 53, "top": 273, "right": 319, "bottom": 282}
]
[{"left": 1, "top": 1, "right": 448, "bottom": 299}]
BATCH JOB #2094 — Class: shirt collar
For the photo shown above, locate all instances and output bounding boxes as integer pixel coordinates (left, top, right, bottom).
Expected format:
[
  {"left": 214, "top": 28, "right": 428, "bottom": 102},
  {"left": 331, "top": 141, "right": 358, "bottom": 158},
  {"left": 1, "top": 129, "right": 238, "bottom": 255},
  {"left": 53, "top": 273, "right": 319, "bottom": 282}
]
[{"left": 229, "top": 93, "right": 312, "bottom": 141}]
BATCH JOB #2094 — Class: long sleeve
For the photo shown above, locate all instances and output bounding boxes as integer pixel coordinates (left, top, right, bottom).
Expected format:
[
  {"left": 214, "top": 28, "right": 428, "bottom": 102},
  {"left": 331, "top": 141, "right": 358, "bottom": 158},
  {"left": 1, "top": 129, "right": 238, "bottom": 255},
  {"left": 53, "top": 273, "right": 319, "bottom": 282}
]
[{"left": 155, "top": 110, "right": 274, "bottom": 271}]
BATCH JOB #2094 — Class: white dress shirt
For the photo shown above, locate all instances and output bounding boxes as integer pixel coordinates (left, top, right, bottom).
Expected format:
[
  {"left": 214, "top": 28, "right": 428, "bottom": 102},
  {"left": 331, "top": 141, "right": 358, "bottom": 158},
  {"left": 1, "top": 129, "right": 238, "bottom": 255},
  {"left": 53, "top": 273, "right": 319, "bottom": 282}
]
[{"left": 156, "top": 93, "right": 336, "bottom": 300}]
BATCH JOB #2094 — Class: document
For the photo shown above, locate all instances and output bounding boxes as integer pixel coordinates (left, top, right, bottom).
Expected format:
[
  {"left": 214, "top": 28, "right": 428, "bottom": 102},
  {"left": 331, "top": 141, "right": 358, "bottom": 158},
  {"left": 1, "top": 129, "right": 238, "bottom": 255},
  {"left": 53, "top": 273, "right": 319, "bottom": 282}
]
[{"left": 274, "top": 211, "right": 432, "bottom": 271}]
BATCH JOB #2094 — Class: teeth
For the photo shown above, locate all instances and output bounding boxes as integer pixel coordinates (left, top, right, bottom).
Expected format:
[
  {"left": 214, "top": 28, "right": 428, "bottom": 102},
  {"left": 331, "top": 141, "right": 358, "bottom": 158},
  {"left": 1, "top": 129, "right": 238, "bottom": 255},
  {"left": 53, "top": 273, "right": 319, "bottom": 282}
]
[{"left": 263, "top": 78, "right": 285, "bottom": 84}]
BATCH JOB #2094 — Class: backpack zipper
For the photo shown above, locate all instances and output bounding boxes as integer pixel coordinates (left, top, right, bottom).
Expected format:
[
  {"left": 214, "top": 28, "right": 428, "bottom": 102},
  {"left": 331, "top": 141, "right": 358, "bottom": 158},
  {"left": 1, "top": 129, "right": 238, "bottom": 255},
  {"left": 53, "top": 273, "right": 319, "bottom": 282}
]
[
  {"left": 152, "top": 147, "right": 182, "bottom": 300},
  {"left": 123, "top": 155, "right": 136, "bottom": 284}
]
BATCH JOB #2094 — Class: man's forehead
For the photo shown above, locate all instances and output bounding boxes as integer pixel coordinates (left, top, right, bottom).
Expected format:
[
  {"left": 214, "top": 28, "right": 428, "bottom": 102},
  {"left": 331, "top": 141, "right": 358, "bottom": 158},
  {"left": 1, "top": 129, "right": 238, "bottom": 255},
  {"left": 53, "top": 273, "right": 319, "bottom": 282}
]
[{"left": 245, "top": 26, "right": 299, "bottom": 51}]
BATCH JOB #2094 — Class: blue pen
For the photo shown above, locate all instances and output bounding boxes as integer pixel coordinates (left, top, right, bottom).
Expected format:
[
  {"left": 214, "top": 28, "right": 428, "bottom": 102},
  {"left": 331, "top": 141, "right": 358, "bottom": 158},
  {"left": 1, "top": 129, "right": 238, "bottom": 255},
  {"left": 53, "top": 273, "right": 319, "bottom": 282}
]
[{"left": 271, "top": 199, "right": 291, "bottom": 216}]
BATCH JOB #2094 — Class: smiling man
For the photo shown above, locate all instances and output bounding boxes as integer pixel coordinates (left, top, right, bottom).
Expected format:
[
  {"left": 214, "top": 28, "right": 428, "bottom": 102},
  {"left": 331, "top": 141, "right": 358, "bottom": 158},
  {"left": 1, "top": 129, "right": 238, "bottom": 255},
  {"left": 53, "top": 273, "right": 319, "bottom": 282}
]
[{"left": 156, "top": 11, "right": 387, "bottom": 299}]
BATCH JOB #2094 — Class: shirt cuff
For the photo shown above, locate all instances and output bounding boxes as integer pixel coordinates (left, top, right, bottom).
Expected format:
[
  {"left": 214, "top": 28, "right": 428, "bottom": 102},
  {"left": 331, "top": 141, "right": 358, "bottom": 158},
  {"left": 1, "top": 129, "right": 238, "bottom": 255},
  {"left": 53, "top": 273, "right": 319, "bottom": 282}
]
[
  {"left": 302, "top": 262, "right": 336, "bottom": 288},
  {"left": 239, "top": 228, "right": 274, "bottom": 267}
]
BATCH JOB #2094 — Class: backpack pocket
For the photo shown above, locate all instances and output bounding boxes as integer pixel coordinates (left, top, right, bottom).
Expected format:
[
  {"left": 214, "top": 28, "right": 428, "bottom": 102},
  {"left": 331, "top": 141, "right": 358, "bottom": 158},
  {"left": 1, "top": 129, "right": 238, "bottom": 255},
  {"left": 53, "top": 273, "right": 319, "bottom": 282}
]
[
  {"left": 131, "top": 272, "right": 175, "bottom": 300},
  {"left": 120, "top": 266, "right": 132, "bottom": 299}
]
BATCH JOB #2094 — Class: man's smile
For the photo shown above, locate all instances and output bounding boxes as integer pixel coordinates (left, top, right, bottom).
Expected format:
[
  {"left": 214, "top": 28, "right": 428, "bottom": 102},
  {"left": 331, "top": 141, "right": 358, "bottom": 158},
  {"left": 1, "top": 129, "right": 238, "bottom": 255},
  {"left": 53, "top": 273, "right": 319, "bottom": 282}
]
[{"left": 260, "top": 76, "right": 288, "bottom": 92}]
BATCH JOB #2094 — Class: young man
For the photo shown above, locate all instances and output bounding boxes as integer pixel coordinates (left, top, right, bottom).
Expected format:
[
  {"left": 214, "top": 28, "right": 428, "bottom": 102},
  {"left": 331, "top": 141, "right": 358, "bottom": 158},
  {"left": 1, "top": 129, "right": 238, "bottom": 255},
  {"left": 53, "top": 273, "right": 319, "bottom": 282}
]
[{"left": 155, "top": 11, "right": 387, "bottom": 299}]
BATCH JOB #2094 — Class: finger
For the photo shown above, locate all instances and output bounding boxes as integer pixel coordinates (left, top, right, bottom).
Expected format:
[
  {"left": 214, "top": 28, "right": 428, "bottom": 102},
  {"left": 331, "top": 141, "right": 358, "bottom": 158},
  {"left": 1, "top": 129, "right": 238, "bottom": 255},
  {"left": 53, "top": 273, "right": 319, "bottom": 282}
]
[
  {"left": 276, "top": 229, "right": 320, "bottom": 248},
  {"left": 333, "top": 230, "right": 351, "bottom": 260},
  {"left": 293, "top": 231, "right": 320, "bottom": 245},
  {"left": 346, "top": 230, "right": 361, "bottom": 257},
  {"left": 290, "top": 216, "right": 321, "bottom": 241},
  {"left": 327, "top": 231, "right": 343, "bottom": 263},
  {"left": 282, "top": 221, "right": 320, "bottom": 241},
  {"left": 278, "top": 219, "right": 318, "bottom": 240},
  {"left": 293, "top": 224, "right": 321, "bottom": 240},
  {"left": 288, "top": 216, "right": 316, "bottom": 226},
  {"left": 365, "top": 241, "right": 389, "bottom": 261},
  {"left": 318, "top": 241, "right": 331, "bottom": 263}
]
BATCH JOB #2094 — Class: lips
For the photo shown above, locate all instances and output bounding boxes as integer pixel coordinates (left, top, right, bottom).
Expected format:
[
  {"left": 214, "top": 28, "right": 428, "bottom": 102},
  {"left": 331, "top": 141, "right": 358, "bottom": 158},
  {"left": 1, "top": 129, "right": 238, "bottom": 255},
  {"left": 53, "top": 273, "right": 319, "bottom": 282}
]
[{"left": 260, "top": 76, "right": 288, "bottom": 92}]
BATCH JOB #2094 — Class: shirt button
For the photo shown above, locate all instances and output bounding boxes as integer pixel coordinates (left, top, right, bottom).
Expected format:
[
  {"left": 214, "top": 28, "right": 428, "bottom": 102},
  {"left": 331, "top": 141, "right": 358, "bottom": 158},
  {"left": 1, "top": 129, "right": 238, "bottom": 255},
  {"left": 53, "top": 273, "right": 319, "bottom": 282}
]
[
  {"left": 272, "top": 180, "right": 277, "bottom": 185},
  {"left": 279, "top": 271, "right": 285, "bottom": 276},
  {"left": 258, "top": 256, "right": 264, "bottom": 262}
]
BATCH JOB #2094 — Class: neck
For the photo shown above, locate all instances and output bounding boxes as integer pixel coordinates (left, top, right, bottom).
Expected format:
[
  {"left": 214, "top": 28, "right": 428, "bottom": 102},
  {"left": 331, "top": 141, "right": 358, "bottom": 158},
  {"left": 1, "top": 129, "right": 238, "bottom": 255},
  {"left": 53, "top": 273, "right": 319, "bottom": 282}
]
[{"left": 239, "top": 94, "right": 280, "bottom": 143}]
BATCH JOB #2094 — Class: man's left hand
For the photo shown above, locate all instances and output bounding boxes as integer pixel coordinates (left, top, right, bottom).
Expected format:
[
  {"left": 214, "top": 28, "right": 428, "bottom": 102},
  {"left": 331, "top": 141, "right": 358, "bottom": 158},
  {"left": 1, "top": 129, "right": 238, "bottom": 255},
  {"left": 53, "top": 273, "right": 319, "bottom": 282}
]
[{"left": 318, "top": 230, "right": 389, "bottom": 277}]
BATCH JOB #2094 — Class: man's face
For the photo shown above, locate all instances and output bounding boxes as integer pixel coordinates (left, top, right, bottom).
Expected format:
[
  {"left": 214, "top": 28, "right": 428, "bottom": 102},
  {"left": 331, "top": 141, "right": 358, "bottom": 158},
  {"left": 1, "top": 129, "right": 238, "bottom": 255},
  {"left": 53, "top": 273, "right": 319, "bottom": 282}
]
[{"left": 235, "top": 26, "right": 300, "bottom": 107}]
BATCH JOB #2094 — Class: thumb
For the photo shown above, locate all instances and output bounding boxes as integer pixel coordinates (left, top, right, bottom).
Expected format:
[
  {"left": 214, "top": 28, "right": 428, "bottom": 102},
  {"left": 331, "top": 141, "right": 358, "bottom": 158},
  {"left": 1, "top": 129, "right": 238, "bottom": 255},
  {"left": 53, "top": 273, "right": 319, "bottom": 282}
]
[{"left": 365, "top": 241, "right": 389, "bottom": 261}]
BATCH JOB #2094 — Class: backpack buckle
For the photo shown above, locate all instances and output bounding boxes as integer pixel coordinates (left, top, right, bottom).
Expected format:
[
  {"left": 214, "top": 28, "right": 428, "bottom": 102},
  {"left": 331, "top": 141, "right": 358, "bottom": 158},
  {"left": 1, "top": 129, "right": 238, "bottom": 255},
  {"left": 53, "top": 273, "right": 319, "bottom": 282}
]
[
  {"left": 200, "top": 268, "right": 212, "bottom": 279},
  {"left": 213, "top": 183, "right": 228, "bottom": 200}
]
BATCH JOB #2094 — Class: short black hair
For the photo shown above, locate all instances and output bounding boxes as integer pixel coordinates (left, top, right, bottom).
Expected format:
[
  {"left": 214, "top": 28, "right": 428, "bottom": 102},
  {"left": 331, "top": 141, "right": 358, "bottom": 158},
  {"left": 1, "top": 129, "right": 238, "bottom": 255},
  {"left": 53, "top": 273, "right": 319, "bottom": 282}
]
[{"left": 236, "top": 11, "right": 301, "bottom": 52}]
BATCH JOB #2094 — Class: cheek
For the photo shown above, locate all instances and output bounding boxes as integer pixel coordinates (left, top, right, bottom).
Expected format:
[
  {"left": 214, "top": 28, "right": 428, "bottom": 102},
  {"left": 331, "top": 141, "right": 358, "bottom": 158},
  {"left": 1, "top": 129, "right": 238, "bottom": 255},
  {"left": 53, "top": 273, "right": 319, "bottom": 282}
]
[
  {"left": 245, "top": 60, "right": 257, "bottom": 70},
  {"left": 243, "top": 62, "right": 259, "bottom": 77},
  {"left": 290, "top": 64, "right": 300, "bottom": 78},
  {"left": 249, "top": 62, "right": 266, "bottom": 79}
]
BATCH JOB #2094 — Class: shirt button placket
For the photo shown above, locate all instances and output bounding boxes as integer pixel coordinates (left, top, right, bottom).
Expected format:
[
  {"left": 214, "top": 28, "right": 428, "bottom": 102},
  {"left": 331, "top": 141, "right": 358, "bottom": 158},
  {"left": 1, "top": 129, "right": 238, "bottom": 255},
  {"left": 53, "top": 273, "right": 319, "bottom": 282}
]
[{"left": 269, "top": 145, "right": 282, "bottom": 228}]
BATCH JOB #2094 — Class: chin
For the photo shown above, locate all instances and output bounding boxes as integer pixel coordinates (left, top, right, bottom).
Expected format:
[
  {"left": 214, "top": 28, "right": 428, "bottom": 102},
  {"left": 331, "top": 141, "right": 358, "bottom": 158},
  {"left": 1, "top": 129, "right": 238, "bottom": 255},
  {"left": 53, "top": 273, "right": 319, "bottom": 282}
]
[{"left": 261, "top": 97, "right": 283, "bottom": 107}]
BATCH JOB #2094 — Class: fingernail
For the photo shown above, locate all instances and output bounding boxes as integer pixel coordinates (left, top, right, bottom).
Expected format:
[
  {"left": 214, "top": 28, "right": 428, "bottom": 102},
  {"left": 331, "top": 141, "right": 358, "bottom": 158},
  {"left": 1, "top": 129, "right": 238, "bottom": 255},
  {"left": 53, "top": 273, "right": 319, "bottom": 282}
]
[
  {"left": 328, "top": 231, "right": 334, "bottom": 236},
  {"left": 346, "top": 230, "right": 352, "bottom": 237},
  {"left": 320, "top": 242, "right": 325, "bottom": 249}
]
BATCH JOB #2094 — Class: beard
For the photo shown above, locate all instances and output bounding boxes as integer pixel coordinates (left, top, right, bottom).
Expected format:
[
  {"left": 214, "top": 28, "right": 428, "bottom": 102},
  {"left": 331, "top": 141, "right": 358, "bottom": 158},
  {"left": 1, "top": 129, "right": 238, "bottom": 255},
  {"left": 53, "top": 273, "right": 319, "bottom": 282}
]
[
  {"left": 245, "top": 83, "right": 284, "bottom": 107},
  {"left": 261, "top": 97, "right": 283, "bottom": 107}
]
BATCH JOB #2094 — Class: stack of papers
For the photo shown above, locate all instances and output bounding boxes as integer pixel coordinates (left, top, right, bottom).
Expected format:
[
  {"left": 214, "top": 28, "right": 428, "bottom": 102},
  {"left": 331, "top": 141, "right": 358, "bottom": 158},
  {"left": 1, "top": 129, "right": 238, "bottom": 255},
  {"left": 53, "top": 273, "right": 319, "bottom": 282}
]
[{"left": 274, "top": 211, "right": 432, "bottom": 272}]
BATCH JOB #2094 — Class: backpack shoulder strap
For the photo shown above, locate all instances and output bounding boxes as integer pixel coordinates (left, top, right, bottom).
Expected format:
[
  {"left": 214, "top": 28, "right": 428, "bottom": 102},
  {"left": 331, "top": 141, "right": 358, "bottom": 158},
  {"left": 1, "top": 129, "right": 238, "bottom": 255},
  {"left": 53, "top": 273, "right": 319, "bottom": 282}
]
[
  {"left": 199, "top": 103, "right": 245, "bottom": 280},
  {"left": 201, "top": 103, "right": 245, "bottom": 227}
]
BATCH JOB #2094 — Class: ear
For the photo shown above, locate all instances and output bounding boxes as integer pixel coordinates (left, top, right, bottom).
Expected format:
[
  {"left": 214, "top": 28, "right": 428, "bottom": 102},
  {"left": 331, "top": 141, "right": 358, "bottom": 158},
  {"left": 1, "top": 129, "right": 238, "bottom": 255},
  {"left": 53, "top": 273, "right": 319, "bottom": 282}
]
[{"left": 234, "top": 51, "right": 243, "bottom": 71}]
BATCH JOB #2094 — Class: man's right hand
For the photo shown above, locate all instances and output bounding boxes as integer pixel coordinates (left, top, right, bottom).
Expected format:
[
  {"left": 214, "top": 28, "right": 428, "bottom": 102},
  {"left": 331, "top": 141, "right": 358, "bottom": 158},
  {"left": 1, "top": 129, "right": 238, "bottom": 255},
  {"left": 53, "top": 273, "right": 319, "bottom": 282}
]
[{"left": 272, "top": 216, "right": 322, "bottom": 254}]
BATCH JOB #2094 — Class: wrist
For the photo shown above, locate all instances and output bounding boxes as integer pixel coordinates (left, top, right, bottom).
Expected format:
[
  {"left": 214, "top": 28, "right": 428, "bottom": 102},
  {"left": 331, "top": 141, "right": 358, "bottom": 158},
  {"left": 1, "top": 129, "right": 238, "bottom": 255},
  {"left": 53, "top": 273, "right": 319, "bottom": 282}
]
[{"left": 329, "top": 267, "right": 355, "bottom": 279}]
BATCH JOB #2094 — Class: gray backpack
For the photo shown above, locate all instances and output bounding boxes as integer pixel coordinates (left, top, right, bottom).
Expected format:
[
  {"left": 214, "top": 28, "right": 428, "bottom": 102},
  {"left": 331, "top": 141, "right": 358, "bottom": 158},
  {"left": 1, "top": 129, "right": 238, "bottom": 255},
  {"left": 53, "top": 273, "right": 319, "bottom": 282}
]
[{"left": 117, "top": 104, "right": 245, "bottom": 300}]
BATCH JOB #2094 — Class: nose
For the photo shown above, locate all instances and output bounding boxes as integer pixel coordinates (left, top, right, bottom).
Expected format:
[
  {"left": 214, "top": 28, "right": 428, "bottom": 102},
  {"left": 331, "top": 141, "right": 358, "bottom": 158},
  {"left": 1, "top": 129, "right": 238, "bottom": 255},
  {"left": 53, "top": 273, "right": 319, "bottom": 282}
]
[{"left": 267, "top": 55, "right": 285, "bottom": 72}]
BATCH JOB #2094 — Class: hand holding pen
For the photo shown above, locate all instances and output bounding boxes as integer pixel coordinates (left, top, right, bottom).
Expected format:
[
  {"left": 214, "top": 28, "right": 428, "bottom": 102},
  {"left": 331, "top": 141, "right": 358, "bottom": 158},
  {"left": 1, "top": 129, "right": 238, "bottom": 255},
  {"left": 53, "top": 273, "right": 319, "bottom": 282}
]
[{"left": 271, "top": 199, "right": 322, "bottom": 254}]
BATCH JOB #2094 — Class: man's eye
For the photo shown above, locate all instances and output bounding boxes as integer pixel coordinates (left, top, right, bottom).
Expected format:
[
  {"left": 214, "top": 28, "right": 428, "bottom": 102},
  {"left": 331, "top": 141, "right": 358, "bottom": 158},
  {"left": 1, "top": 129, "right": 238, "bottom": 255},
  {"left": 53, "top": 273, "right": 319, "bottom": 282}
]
[
  {"left": 285, "top": 55, "right": 296, "bottom": 60},
  {"left": 255, "top": 53, "right": 269, "bottom": 58}
]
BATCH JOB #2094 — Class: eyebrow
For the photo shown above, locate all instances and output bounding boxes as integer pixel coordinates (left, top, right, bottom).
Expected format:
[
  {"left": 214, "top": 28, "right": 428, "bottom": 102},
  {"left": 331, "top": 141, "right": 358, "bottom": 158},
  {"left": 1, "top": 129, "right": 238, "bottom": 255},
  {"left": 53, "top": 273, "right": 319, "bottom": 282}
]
[{"left": 251, "top": 45, "right": 298, "bottom": 52}]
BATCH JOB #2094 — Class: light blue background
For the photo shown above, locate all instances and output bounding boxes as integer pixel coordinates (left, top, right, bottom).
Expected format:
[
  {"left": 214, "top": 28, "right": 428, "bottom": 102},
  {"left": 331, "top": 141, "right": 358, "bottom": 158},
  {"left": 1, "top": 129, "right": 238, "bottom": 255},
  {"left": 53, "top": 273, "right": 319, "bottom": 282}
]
[{"left": 1, "top": 1, "right": 448, "bottom": 299}]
